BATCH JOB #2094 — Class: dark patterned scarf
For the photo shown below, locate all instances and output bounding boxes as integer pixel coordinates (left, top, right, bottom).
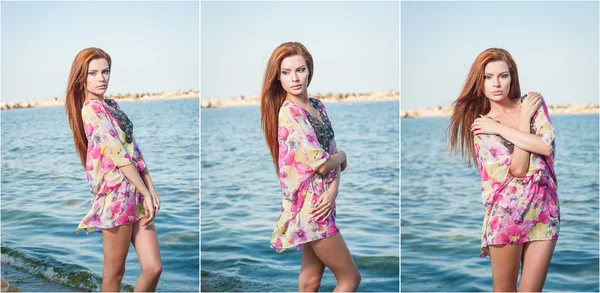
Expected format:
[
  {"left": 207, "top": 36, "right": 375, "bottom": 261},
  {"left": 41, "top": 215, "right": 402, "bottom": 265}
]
[
  {"left": 104, "top": 99, "right": 134, "bottom": 144},
  {"left": 304, "top": 98, "right": 335, "bottom": 153}
]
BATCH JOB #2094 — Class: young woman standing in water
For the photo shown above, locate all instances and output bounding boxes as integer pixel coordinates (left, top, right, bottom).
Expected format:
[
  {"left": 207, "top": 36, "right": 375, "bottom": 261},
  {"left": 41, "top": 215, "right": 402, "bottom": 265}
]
[
  {"left": 260, "top": 42, "right": 361, "bottom": 292},
  {"left": 65, "top": 47, "right": 162, "bottom": 291},
  {"left": 448, "top": 48, "right": 559, "bottom": 292}
]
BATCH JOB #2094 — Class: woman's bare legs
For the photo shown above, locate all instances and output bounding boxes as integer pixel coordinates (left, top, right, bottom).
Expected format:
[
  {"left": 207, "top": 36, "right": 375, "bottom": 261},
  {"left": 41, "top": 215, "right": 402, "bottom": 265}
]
[
  {"left": 488, "top": 244, "right": 523, "bottom": 292},
  {"left": 306, "top": 233, "right": 361, "bottom": 292},
  {"left": 298, "top": 244, "right": 326, "bottom": 292},
  {"left": 131, "top": 220, "right": 162, "bottom": 292},
  {"left": 102, "top": 225, "right": 133, "bottom": 292},
  {"left": 518, "top": 240, "right": 557, "bottom": 292}
]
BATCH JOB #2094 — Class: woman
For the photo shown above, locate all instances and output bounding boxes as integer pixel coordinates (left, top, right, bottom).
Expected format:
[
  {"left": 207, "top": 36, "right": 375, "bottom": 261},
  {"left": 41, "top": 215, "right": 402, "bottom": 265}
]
[
  {"left": 65, "top": 47, "right": 162, "bottom": 292},
  {"left": 260, "top": 42, "right": 361, "bottom": 292},
  {"left": 447, "top": 48, "right": 559, "bottom": 292}
]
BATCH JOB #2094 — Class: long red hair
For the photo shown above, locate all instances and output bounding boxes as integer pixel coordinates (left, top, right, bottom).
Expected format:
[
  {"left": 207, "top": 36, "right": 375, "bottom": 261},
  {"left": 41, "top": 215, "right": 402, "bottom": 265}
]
[
  {"left": 261, "top": 42, "right": 314, "bottom": 171},
  {"left": 447, "top": 48, "right": 521, "bottom": 166},
  {"left": 65, "top": 48, "right": 112, "bottom": 167}
]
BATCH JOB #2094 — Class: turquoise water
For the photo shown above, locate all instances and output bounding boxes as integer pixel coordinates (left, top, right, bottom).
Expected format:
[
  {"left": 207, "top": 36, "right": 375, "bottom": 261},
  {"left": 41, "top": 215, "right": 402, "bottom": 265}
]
[
  {"left": 1, "top": 99, "right": 199, "bottom": 292},
  {"left": 401, "top": 114, "right": 599, "bottom": 291},
  {"left": 201, "top": 101, "right": 400, "bottom": 291}
]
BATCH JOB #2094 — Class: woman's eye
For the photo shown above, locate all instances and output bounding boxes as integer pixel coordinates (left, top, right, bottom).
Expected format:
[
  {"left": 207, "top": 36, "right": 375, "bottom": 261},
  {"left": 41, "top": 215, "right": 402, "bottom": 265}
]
[
  {"left": 501, "top": 74, "right": 508, "bottom": 78},
  {"left": 484, "top": 75, "right": 491, "bottom": 79},
  {"left": 299, "top": 68, "right": 305, "bottom": 72},
  {"left": 88, "top": 72, "right": 95, "bottom": 76},
  {"left": 282, "top": 71, "right": 289, "bottom": 75}
]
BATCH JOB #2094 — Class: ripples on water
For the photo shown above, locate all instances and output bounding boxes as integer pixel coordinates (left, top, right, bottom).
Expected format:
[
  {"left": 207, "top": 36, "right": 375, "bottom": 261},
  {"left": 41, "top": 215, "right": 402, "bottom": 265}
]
[
  {"left": 401, "top": 114, "right": 599, "bottom": 292},
  {"left": 1, "top": 99, "right": 199, "bottom": 292},
  {"left": 201, "top": 101, "right": 399, "bottom": 292}
]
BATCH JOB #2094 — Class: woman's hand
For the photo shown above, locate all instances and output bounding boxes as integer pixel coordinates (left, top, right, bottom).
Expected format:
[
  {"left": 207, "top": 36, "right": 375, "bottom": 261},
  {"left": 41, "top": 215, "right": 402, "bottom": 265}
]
[
  {"left": 471, "top": 115, "right": 504, "bottom": 135},
  {"left": 151, "top": 190, "right": 161, "bottom": 217},
  {"left": 521, "top": 92, "right": 542, "bottom": 120},
  {"left": 311, "top": 187, "right": 338, "bottom": 221},
  {"left": 142, "top": 192, "right": 156, "bottom": 227},
  {"left": 340, "top": 159, "right": 347, "bottom": 172}
]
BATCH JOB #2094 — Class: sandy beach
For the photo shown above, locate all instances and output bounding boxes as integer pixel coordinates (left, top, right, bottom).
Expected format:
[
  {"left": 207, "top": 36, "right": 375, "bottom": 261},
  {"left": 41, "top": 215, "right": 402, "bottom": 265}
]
[
  {"left": 401, "top": 104, "right": 600, "bottom": 118},
  {"left": 201, "top": 91, "right": 399, "bottom": 108},
  {"left": 1, "top": 89, "right": 199, "bottom": 111}
]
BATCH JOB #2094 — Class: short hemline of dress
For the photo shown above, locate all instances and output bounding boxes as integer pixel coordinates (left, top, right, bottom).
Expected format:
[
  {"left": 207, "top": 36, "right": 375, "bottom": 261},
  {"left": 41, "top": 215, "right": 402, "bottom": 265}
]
[
  {"left": 271, "top": 229, "right": 341, "bottom": 253},
  {"left": 76, "top": 214, "right": 146, "bottom": 235},
  {"left": 480, "top": 236, "right": 559, "bottom": 258}
]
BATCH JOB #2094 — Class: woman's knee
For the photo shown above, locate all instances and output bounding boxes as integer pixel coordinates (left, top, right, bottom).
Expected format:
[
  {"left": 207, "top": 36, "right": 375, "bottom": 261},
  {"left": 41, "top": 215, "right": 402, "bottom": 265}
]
[
  {"left": 350, "top": 270, "right": 362, "bottom": 288},
  {"left": 298, "top": 272, "right": 322, "bottom": 291},
  {"left": 104, "top": 265, "right": 126, "bottom": 282},
  {"left": 335, "top": 270, "right": 361, "bottom": 291},
  {"left": 142, "top": 261, "right": 163, "bottom": 279}
]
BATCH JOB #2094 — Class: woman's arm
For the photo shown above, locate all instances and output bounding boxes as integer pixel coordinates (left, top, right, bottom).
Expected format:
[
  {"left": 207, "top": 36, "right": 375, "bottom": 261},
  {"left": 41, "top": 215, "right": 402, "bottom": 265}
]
[
  {"left": 508, "top": 118, "right": 533, "bottom": 177},
  {"left": 311, "top": 164, "right": 342, "bottom": 220},
  {"left": 315, "top": 151, "right": 346, "bottom": 174},
  {"left": 472, "top": 94, "right": 552, "bottom": 158},
  {"left": 330, "top": 164, "right": 341, "bottom": 193},
  {"left": 496, "top": 124, "right": 553, "bottom": 156},
  {"left": 138, "top": 154, "right": 156, "bottom": 193},
  {"left": 118, "top": 163, "right": 152, "bottom": 196},
  {"left": 118, "top": 163, "right": 158, "bottom": 225}
]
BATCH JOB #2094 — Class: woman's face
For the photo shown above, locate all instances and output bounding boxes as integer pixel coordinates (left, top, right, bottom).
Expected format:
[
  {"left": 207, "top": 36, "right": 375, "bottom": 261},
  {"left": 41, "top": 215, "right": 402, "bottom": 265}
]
[
  {"left": 483, "top": 60, "right": 511, "bottom": 102},
  {"left": 279, "top": 55, "right": 309, "bottom": 97},
  {"left": 86, "top": 58, "right": 110, "bottom": 97}
]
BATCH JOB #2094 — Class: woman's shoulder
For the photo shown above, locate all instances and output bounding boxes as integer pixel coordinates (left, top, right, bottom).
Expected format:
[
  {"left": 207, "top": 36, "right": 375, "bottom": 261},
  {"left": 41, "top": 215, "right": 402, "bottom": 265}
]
[
  {"left": 309, "top": 97, "right": 328, "bottom": 114},
  {"left": 309, "top": 97, "right": 323, "bottom": 106},
  {"left": 279, "top": 101, "right": 308, "bottom": 121},
  {"left": 105, "top": 98, "right": 120, "bottom": 107},
  {"left": 82, "top": 99, "right": 105, "bottom": 115}
]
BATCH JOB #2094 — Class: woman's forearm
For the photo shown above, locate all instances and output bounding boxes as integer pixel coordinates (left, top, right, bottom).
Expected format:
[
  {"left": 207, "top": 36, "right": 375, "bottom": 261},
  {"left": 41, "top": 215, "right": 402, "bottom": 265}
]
[
  {"left": 316, "top": 151, "right": 346, "bottom": 174},
  {"left": 138, "top": 154, "right": 156, "bottom": 193},
  {"left": 498, "top": 124, "right": 553, "bottom": 156},
  {"left": 509, "top": 119, "right": 533, "bottom": 177},
  {"left": 118, "top": 164, "right": 151, "bottom": 196},
  {"left": 330, "top": 165, "right": 341, "bottom": 192},
  {"left": 141, "top": 168, "right": 156, "bottom": 193}
]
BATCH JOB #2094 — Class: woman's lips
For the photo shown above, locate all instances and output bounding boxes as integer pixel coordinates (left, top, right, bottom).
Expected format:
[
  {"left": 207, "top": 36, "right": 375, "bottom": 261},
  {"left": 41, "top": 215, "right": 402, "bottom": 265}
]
[{"left": 291, "top": 84, "right": 302, "bottom": 90}]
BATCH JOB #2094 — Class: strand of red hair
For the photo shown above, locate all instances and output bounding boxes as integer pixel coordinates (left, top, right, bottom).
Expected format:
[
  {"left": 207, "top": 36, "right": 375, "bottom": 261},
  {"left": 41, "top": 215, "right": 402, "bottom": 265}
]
[
  {"left": 260, "top": 42, "right": 314, "bottom": 172},
  {"left": 447, "top": 48, "right": 521, "bottom": 166},
  {"left": 65, "top": 47, "right": 112, "bottom": 167}
]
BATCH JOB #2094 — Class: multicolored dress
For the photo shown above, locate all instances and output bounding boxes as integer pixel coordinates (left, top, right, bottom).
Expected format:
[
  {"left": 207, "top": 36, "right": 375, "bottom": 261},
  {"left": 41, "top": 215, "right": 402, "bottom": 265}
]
[
  {"left": 474, "top": 98, "right": 560, "bottom": 257},
  {"left": 76, "top": 98, "right": 147, "bottom": 234},
  {"left": 270, "top": 98, "right": 340, "bottom": 252}
]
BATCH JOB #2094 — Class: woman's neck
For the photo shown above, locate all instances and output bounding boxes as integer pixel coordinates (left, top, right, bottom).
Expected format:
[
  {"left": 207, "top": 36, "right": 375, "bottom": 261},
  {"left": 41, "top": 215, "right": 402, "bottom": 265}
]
[
  {"left": 286, "top": 92, "right": 309, "bottom": 105},
  {"left": 85, "top": 91, "right": 104, "bottom": 102},
  {"left": 488, "top": 97, "right": 520, "bottom": 117}
]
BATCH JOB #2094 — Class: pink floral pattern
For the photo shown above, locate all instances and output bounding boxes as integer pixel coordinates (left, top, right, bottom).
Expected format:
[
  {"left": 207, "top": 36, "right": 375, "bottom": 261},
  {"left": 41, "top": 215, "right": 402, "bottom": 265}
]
[
  {"left": 474, "top": 98, "right": 560, "bottom": 257},
  {"left": 270, "top": 99, "right": 340, "bottom": 252},
  {"left": 76, "top": 99, "right": 147, "bottom": 234}
]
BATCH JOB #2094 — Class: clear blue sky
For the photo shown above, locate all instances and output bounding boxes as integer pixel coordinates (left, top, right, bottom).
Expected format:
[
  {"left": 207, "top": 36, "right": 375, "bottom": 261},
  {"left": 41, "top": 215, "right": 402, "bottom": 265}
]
[
  {"left": 402, "top": 1, "right": 599, "bottom": 110},
  {"left": 201, "top": 1, "right": 400, "bottom": 100},
  {"left": 1, "top": 1, "right": 199, "bottom": 103}
]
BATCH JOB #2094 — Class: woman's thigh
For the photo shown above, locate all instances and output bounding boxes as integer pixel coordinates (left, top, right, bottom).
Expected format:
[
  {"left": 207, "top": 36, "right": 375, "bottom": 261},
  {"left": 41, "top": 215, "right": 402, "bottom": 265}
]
[
  {"left": 131, "top": 220, "right": 161, "bottom": 269},
  {"left": 308, "top": 233, "right": 359, "bottom": 280},
  {"left": 518, "top": 240, "right": 556, "bottom": 292},
  {"left": 488, "top": 244, "right": 523, "bottom": 292},
  {"left": 102, "top": 224, "right": 133, "bottom": 272}
]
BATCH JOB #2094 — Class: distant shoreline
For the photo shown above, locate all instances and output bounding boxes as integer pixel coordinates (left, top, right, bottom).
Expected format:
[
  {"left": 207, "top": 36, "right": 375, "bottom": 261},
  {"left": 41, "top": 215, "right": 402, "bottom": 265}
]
[
  {"left": 402, "top": 104, "right": 600, "bottom": 118},
  {"left": 1, "top": 90, "right": 199, "bottom": 111},
  {"left": 201, "top": 91, "right": 399, "bottom": 108}
]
